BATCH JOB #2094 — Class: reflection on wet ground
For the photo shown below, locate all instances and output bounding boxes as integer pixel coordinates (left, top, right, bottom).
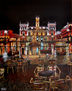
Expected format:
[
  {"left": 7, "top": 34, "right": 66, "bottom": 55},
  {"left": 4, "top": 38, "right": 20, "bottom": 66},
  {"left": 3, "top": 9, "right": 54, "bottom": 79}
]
[{"left": 0, "top": 54, "right": 72, "bottom": 91}]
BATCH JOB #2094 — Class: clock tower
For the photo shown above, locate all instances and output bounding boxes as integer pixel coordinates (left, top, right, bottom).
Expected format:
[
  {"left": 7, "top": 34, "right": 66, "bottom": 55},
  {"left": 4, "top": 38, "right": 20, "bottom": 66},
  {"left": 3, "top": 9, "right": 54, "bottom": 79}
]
[{"left": 36, "top": 17, "right": 40, "bottom": 29}]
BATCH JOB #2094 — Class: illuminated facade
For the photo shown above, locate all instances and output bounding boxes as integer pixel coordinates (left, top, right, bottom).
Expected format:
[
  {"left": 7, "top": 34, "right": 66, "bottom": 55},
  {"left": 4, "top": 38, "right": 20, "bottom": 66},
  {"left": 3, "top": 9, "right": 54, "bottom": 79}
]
[
  {"left": 19, "top": 17, "right": 57, "bottom": 56},
  {"left": 0, "top": 17, "right": 72, "bottom": 57},
  {"left": 0, "top": 30, "right": 19, "bottom": 55},
  {"left": 61, "top": 23, "right": 72, "bottom": 53}
]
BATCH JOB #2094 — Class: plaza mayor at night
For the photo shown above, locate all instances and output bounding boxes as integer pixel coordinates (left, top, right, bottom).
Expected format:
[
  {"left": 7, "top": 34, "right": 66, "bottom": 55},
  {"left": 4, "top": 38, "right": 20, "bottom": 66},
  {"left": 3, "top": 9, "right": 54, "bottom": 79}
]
[{"left": 0, "top": 0, "right": 72, "bottom": 91}]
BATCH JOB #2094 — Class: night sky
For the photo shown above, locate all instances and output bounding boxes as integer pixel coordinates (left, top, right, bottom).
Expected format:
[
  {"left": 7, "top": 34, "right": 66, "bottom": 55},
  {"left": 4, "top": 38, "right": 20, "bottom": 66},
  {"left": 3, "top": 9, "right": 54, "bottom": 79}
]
[{"left": 0, "top": 0, "right": 71, "bottom": 33}]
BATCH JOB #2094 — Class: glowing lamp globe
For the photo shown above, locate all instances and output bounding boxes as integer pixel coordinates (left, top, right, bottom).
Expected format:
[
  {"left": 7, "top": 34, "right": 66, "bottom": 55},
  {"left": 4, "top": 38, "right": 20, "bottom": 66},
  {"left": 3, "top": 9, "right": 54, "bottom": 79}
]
[
  {"left": 4, "top": 30, "right": 8, "bottom": 34},
  {"left": 67, "top": 29, "right": 70, "bottom": 32},
  {"left": 3, "top": 51, "right": 8, "bottom": 62}
]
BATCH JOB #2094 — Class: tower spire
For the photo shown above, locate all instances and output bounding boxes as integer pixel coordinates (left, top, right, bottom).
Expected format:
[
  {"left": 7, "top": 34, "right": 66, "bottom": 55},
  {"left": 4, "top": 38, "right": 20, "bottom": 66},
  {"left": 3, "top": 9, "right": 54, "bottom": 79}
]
[{"left": 36, "top": 16, "right": 40, "bottom": 29}]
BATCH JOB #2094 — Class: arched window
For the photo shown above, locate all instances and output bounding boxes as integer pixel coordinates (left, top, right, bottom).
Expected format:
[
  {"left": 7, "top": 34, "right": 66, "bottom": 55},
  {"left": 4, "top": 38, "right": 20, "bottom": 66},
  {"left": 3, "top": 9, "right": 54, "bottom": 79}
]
[
  {"left": 36, "top": 36, "right": 38, "bottom": 41},
  {"left": 41, "top": 36, "right": 43, "bottom": 41}
]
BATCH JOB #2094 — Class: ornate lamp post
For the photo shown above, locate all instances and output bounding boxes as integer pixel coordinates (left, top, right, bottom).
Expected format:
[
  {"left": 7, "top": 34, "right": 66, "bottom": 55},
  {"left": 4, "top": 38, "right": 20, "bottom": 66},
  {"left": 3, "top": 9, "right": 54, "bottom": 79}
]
[
  {"left": 4, "top": 30, "right": 8, "bottom": 52},
  {"left": 3, "top": 30, "right": 8, "bottom": 62},
  {"left": 19, "top": 38, "right": 21, "bottom": 58}
]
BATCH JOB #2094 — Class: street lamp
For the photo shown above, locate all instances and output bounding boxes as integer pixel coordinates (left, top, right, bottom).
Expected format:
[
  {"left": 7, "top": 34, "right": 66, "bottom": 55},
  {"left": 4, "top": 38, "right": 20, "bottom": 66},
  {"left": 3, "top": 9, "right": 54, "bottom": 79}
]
[
  {"left": 4, "top": 30, "right": 8, "bottom": 51},
  {"left": 4, "top": 30, "right": 8, "bottom": 34},
  {"left": 3, "top": 30, "right": 8, "bottom": 62},
  {"left": 3, "top": 51, "right": 8, "bottom": 62},
  {"left": 67, "top": 29, "right": 70, "bottom": 32}
]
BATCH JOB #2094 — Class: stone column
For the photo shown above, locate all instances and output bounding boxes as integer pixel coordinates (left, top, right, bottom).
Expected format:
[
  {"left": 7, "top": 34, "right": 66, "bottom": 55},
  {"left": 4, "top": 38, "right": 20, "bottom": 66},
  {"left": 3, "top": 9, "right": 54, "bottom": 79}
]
[
  {"left": 16, "top": 38, "right": 17, "bottom": 51},
  {"left": 19, "top": 40, "right": 21, "bottom": 58},
  {"left": 29, "top": 47, "right": 30, "bottom": 55},
  {"left": 39, "top": 47, "right": 40, "bottom": 55},
  {"left": 51, "top": 44, "right": 54, "bottom": 55},
  {"left": 65, "top": 44, "right": 70, "bottom": 63},
  {"left": 25, "top": 47, "right": 27, "bottom": 55}
]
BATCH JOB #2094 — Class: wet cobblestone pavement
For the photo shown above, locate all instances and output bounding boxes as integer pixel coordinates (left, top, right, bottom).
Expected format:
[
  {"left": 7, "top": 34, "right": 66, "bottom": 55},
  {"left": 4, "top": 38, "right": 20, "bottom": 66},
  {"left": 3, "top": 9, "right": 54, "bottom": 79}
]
[{"left": 0, "top": 54, "right": 72, "bottom": 91}]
